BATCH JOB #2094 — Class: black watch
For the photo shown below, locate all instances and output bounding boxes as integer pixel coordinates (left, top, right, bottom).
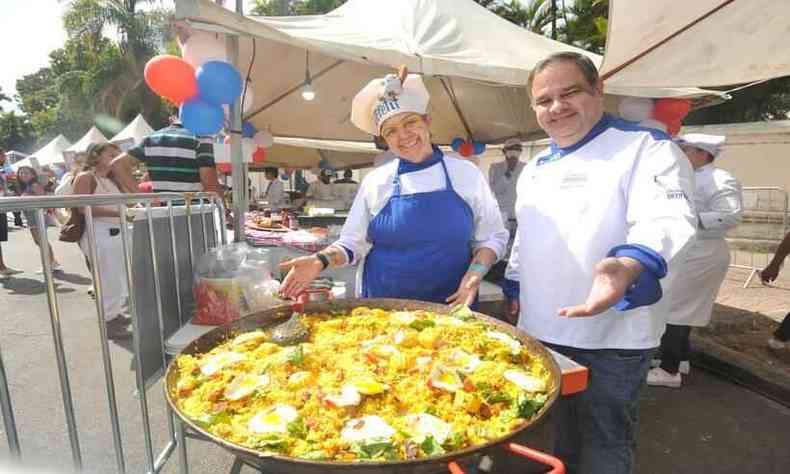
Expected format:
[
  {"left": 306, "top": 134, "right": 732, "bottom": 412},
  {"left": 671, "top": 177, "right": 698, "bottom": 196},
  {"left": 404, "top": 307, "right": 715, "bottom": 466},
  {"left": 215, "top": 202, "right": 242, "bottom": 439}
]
[{"left": 315, "top": 253, "right": 330, "bottom": 270}]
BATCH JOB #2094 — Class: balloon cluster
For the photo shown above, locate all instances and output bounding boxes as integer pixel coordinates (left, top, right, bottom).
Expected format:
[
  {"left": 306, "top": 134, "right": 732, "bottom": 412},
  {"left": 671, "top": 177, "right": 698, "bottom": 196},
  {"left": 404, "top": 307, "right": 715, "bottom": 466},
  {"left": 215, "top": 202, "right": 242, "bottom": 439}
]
[
  {"left": 242, "top": 121, "right": 274, "bottom": 164},
  {"left": 144, "top": 55, "right": 242, "bottom": 136},
  {"left": 450, "top": 138, "right": 486, "bottom": 157},
  {"left": 618, "top": 97, "right": 692, "bottom": 136}
]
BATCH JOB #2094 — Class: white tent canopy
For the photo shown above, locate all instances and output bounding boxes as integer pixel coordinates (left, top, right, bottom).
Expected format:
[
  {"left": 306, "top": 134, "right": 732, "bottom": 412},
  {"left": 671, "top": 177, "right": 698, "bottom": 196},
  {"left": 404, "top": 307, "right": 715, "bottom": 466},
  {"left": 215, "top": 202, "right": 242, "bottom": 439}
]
[
  {"left": 601, "top": 0, "right": 790, "bottom": 88},
  {"left": 12, "top": 135, "right": 71, "bottom": 170},
  {"left": 175, "top": 0, "right": 720, "bottom": 152},
  {"left": 65, "top": 126, "right": 108, "bottom": 153},
  {"left": 110, "top": 114, "right": 155, "bottom": 150}
]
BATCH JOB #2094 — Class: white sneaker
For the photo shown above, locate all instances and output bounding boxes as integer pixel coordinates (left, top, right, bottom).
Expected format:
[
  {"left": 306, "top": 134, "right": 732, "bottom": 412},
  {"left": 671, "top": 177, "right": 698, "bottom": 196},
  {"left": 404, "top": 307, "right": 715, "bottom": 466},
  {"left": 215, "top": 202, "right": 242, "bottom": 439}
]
[
  {"left": 768, "top": 337, "right": 787, "bottom": 350},
  {"left": 646, "top": 367, "right": 682, "bottom": 388},
  {"left": 651, "top": 359, "right": 690, "bottom": 374}
]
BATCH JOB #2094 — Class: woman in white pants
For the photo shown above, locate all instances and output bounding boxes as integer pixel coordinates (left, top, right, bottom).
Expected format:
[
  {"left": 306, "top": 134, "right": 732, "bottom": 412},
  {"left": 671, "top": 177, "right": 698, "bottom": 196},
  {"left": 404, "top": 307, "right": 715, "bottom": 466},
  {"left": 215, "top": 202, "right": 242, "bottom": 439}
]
[
  {"left": 647, "top": 134, "right": 743, "bottom": 388},
  {"left": 72, "top": 143, "right": 131, "bottom": 341}
]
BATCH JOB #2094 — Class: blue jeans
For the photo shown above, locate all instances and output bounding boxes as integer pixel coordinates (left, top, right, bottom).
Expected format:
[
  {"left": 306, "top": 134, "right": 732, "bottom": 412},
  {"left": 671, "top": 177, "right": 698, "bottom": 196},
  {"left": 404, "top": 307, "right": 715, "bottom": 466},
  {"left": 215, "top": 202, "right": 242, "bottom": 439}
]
[{"left": 546, "top": 343, "right": 655, "bottom": 474}]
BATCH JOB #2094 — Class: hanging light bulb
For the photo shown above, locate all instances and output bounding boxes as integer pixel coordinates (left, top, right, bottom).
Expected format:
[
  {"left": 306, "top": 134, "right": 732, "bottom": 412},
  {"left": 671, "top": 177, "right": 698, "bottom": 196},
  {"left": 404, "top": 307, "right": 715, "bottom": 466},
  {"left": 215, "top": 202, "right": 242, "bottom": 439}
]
[
  {"left": 301, "top": 50, "right": 316, "bottom": 101},
  {"left": 301, "top": 80, "right": 316, "bottom": 101}
]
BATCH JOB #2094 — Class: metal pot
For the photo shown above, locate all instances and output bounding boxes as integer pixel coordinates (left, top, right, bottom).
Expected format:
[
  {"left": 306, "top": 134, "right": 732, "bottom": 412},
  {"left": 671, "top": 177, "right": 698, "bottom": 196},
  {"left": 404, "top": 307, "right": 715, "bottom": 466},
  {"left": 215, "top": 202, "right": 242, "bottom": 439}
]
[{"left": 165, "top": 299, "right": 564, "bottom": 474}]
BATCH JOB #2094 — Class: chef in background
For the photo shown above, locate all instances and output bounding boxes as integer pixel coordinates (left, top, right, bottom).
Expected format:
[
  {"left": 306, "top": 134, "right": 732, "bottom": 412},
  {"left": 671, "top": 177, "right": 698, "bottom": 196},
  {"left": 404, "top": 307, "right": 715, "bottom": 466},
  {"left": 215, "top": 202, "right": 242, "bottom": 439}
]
[{"left": 647, "top": 134, "right": 742, "bottom": 388}]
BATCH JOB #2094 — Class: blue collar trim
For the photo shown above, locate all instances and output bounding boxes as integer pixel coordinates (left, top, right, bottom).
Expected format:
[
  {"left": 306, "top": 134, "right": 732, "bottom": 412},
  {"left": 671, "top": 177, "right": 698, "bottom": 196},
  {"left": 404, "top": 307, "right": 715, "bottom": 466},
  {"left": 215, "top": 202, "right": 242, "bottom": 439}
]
[
  {"left": 549, "top": 113, "right": 612, "bottom": 156},
  {"left": 398, "top": 145, "right": 444, "bottom": 174}
]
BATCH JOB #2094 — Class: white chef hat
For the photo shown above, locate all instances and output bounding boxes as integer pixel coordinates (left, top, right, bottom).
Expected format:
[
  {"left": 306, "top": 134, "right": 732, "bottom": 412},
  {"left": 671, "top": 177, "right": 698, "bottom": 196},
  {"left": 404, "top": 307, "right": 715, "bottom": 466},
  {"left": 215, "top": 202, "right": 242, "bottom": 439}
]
[
  {"left": 676, "top": 133, "right": 726, "bottom": 158},
  {"left": 351, "top": 73, "right": 430, "bottom": 136}
]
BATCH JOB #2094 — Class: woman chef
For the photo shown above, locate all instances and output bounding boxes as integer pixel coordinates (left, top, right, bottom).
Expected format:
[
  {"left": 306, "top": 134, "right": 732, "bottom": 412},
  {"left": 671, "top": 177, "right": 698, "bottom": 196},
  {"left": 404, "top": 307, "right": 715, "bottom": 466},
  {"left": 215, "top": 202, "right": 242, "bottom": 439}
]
[
  {"left": 280, "top": 71, "right": 508, "bottom": 306},
  {"left": 647, "top": 134, "right": 743, "bottom": 388}
]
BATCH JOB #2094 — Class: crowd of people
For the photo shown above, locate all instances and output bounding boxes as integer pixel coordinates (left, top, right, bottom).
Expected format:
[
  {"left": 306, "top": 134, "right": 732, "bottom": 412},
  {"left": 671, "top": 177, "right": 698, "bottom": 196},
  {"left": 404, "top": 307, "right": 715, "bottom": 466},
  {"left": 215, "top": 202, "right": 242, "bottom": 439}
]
[{"left": 2, "top": 50, "right": 790, "bottom": 474}]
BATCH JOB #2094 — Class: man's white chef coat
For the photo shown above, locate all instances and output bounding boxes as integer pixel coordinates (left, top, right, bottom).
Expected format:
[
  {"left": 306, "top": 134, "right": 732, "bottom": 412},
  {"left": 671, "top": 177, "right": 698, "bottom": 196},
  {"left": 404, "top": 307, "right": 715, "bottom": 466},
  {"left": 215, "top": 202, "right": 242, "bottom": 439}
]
[
  {"left": 263, "top": 178, "right": 285, "bottom": 206},
  {"left": 505, "top": 116, "right": 697, "bottom": 349}
]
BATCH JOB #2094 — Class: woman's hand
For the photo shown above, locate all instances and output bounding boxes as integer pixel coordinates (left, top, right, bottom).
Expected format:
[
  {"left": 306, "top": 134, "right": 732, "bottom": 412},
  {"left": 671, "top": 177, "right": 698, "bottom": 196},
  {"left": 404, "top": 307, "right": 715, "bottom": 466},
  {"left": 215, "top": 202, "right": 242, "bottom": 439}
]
[
  {"left": 505, "top": 298, "right": 519, "bottom": 325},
  {"left": 446, "top": 270, "right": 483, "bottom": 307},
  {"left": 279, "top": 256, "right": 323, "bottom": 299}
]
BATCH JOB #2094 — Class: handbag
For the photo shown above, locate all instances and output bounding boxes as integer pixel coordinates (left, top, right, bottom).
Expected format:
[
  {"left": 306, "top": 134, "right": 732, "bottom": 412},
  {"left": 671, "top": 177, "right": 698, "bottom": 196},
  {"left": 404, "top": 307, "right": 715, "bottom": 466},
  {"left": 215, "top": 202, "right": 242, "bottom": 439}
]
[
  {"left": 58, "top": 173, "right": 96, "bottom": 243},
  {"left": 58, "top": 209, "right": 84, "bottom": 242}
]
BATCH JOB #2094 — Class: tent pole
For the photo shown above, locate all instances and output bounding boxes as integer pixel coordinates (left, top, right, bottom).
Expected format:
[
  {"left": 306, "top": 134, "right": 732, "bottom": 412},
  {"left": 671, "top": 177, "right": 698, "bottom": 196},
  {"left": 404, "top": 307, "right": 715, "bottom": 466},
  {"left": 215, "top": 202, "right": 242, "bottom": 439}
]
[
  {"left": 439, "top": 77, "right": 474, "bottom": 141},
  {"left": 228, "top": 0, "right": 247, "bottom": 241}
]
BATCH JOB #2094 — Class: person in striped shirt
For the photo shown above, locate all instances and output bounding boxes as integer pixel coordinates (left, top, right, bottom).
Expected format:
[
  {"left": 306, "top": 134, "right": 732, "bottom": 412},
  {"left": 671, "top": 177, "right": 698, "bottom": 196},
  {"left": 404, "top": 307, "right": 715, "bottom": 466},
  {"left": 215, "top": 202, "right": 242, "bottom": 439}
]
[{"left": 110, "top": 117, "right": 219, "bottom": 196}]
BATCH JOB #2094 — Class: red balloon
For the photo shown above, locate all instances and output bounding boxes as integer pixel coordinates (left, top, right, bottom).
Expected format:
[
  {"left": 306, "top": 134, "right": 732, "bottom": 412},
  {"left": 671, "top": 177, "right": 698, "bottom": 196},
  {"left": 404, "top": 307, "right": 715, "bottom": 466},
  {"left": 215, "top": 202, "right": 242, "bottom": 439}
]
[
  {"left": 667, "top": 119, "right": 683, "bottom": 137},
  {"left": 252, "top": 147, "right": 267, "bottom": 164},
  {"left": 459, "top": 142, "right": 475, "bottom": 157},
  {"left": 144, "top": 55, "right": 198, "bottom": 104},
  {"left": 652, "top": 98, "right": 691, "bottom": 123},
  {"left": 217, "top": 163, "right": 232, "bottom": 174}
]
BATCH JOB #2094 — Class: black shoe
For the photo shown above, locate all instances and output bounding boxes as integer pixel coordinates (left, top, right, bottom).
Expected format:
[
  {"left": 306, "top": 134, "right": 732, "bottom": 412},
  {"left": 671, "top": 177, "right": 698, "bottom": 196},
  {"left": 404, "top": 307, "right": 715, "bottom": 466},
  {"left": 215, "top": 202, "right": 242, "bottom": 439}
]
[{"left": 106, "top": 317, "right": 133, "bottom": 340}]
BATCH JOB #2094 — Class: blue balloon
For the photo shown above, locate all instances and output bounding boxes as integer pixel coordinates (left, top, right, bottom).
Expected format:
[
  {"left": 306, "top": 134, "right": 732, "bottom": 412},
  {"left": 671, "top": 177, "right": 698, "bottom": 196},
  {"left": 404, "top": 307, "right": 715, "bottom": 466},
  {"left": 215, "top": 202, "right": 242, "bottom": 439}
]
[
  {"left": 180, "top": 98, "right": 225, "bottom": 136},
  {"left": 473, "top": 142, "right": 486, "bottom": 155},
  {"left": 196, "top": 61, "right": 243, "bottom": 106},
  {"left": 451, "top": 137, "right": 464, "bottom": 152},
  {"left": 242, "top": 121, "right": 257, "bottom": 138}
]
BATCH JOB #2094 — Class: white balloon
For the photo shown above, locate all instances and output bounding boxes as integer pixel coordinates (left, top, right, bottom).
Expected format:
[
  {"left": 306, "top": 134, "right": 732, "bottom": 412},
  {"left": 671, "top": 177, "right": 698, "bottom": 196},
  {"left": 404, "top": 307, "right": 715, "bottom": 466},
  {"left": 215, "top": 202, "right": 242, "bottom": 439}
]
[
  {"left": 639, "top": 118, "right": 668, "bottom": 133},
  {"left": 253, "top": 130, "right": 274, "bottom": 148},
  {"left": 181, "top": 31, "right": 227, "bottom": 68},
  {"left": 618, "top": 97, "right": 654, "bottom": 122}
]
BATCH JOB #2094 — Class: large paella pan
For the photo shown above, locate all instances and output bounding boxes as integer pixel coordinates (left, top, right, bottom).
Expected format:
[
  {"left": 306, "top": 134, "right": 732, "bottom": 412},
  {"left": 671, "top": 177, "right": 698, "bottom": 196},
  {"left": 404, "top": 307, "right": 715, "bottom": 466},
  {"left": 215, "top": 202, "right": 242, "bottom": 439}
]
[{"left": 165, "top": 299, "right": 564, "bottom": 474}]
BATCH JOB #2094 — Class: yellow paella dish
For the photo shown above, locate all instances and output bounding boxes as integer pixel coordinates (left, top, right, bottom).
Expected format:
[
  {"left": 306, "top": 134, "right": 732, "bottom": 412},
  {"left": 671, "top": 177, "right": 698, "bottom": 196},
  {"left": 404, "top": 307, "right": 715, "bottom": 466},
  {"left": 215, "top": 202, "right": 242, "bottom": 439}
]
[{"left": 172, "top": 306, "right": 552, "bottom": 462}]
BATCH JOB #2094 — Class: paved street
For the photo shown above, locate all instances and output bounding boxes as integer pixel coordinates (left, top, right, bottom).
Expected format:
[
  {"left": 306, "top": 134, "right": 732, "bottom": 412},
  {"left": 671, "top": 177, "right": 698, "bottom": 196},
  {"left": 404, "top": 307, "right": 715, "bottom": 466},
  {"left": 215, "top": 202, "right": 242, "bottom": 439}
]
[{"left": 0, "top": 224, "right": 788, "bottom": 474}]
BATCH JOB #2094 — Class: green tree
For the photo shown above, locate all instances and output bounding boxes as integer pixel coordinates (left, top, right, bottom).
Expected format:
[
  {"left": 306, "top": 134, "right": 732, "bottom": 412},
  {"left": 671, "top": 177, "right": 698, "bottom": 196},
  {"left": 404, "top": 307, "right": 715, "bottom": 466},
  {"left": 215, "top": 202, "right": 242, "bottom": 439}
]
[
  {"left": 0, "top": 111, "right": 36, "bottom": 153},
  {"left": 557, "top": 0, "right": 608, "bottom": 54},
  {"left": 251, "top": 0, "right": 346, "bottom": 16},
  {"left": 474, "top": 0, "right": 553, "bottom": 34}
]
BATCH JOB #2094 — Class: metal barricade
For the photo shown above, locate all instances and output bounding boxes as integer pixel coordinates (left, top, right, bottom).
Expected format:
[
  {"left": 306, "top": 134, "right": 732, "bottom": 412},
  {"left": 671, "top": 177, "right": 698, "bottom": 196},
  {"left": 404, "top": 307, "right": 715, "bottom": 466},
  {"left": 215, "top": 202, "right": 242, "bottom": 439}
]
[
  {"left": 728, "top": 186, "right": 788, "bottom": 287},
  {"left": 0, "top": 192, "right": 226, "bottom": 474}
]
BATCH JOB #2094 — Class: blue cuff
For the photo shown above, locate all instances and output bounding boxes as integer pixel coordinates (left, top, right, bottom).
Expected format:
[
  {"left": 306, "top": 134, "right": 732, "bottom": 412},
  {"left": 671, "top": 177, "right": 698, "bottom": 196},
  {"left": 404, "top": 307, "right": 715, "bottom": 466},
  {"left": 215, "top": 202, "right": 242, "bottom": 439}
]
[
  {"left": 606, "top": 244, "right": 667, "bottom": 311},
  {"left": 502, "top": 278, "right": 520, "bottom": 300},
  {"left": 336, "top": 244, "right": 354, "bottom": 264}
]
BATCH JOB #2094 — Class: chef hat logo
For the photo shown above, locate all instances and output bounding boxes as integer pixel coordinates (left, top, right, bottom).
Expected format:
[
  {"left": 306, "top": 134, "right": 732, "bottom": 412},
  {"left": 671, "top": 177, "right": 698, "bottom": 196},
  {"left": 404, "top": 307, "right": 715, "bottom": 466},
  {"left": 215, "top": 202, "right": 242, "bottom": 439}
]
[{"left": 351, "top": 72, "right": 430, "bottom": 136}]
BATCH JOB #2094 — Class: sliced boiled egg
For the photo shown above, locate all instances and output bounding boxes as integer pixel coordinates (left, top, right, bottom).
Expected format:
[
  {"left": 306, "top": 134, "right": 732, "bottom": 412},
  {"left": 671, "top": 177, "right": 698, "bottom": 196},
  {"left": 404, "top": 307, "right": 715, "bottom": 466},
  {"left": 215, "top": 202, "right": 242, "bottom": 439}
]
[
  {"left": 448, "top": 348, "right": 481, "bottom": 374},
  {"left": 340, "top": 415, "right": 396, "bottom": 443},
  {"left": 199, "top": 351, "right": 246, "bottom": 376},
  {"left": 391, "top": 311, "right": 417, "bottom": 325},
  {"left": 324, "top": 384, "right": 362, "bottom": 407},
  {"left": 287, "top": 371, "right": 313, "bottom": 388},
  {"left": 231, "top": 331, "right": 266, "bottom": 347},
  {"left": 404, "top": 413, "right": 452, "bottom": 444},
  {"left": 393, "top": 329, "right": 419, "bottom": 347},
  {"left": 352, "top": 376, "right": 389, "bottom": 395},
  {"left": 503, "top": 370, "right": 546, "bottom": 392},
  {"left": 429, "top": 366, "right": 464, "bottom": 392},
  {"left": 224, "top": 373, "right": 270, "bottom": 401},
  {"left": 485, "top": 331, "right": 522, "bottom": 354},
  {"left": 435, "top": 316, "right": 464, "bottom": 327},
  {"left": 369, "top": 344, "right": 399, "bottom": 359},
  {"left": 248, "top": 404, "right": 298, "bottom": 434},
  {"left": 416, "top": 356, "right": 433, "bottom": 367}
]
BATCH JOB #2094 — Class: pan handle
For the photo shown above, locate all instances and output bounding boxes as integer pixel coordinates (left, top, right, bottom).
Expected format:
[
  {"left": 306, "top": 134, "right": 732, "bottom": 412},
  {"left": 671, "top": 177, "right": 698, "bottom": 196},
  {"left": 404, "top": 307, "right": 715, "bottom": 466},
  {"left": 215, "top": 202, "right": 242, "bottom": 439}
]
[
  {"left": 506, "top": 442, "right": 565, "bottom": 474},
  {"left": 447, "top": 461, "right": 465, "bottom": 474}
]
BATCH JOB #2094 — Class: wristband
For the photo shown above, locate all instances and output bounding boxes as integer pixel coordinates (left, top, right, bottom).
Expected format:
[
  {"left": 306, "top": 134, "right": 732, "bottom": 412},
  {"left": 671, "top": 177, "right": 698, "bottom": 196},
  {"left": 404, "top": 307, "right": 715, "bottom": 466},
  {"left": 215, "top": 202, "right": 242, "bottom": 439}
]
[
  {"left": 315, "top": 253, "right": 330, "bottom": 270},
  {"left": 468, "top": 263, "right": 489, "bottom": 275}
]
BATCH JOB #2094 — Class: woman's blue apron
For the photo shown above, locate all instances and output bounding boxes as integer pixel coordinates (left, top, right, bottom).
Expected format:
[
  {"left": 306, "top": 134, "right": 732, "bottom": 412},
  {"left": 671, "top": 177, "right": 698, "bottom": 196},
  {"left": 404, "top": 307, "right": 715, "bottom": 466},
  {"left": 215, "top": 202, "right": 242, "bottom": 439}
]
[{"left": 362, "top": 152, "right": 475, "bottom": 305}]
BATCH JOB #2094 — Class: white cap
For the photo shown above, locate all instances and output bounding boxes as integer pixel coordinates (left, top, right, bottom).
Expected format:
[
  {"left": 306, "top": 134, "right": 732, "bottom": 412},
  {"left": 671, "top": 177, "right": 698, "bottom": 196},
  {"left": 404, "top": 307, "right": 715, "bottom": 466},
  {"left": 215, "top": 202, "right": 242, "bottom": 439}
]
[
  {"left": 503, "top": 138, "right": 522, "bottom": 150},
  {"left": 351, "top": 74, "right": 430, "bottom": 136},
  {"left": 676, "top": 133, "right": 726, "bottom": 158}
]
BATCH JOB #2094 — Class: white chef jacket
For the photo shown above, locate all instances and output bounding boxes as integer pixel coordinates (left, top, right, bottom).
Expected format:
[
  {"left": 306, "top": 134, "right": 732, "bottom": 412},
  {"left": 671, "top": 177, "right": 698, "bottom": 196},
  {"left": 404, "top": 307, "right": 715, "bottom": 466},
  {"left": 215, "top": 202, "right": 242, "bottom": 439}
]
[
  {"left": 667, "top": 163, "right": 742, "bottom": 326},
  {"left": 505, "top": 116, "right": 697, "bottom": 350},
  {"left": 489, "top": 160, "right": 526, "bottom": 222},
  {"left": 263, "top": 178, "right": 285, "bottom": 206},
  {"left": 332, "top": 152, "right": 509, "bottom": 293}
]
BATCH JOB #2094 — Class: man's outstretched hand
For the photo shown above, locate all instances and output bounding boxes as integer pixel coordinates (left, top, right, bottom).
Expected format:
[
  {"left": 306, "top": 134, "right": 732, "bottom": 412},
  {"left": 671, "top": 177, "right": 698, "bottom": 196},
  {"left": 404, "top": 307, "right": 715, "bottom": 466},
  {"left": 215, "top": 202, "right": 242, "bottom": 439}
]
[{"left": 558, "top": 257, "right": 644, "bottom": 317}]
